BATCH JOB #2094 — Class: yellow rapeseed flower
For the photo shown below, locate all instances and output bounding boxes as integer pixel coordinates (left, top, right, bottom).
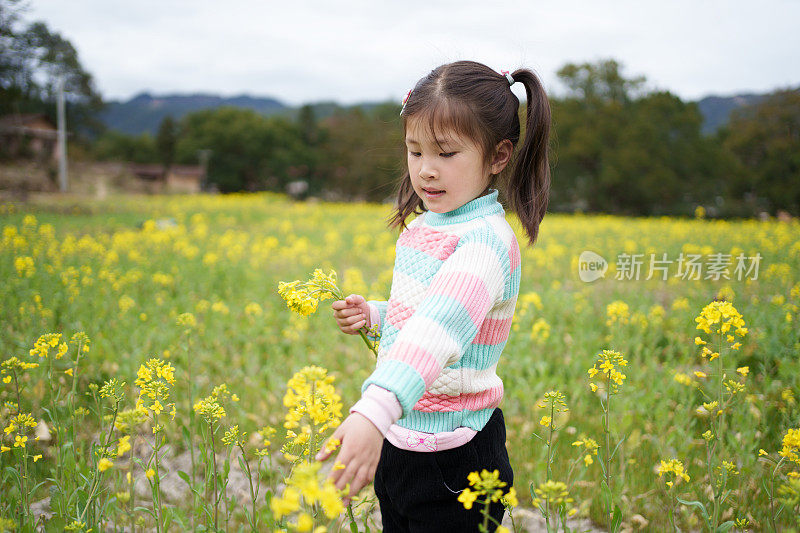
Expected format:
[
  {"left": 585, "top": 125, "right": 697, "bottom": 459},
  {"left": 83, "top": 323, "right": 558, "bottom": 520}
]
[
  {"left": 501, "top": 486, "right": 518, "bottom": 508},
  {"left": 587, "top": 349, "right": 628, "bottom": 394},
  {"left": 531, "top": 480, "right": 573, "bottom": 508},
  {"left": 606, "top": 301, "right": 630, "bottom": 326},
  {"left": 657, "top": 458, "right": 690, "bottom": 487},
  {"left": 278, "top": 269, "right": 340, "bottom": 317},
  {"left": 98, "top": 457, "right": 114, "bottom": 472},
  {"left": 458, "top": 488, "right": 478, "bottom": 509},
  {"left": 779, "top": 428, "right": 800, "bottom": 466},
  {"left": 117, "top": 435, "right": 131, "bottom": 457},
  {"left": 694, "top": 300, "right": 747, "bottom": 352}
]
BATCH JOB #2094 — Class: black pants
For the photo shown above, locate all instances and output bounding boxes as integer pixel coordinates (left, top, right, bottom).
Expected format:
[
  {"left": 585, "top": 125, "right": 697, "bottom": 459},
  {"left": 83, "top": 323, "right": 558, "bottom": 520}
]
[{"left": 374, "top": 408, "right": 513, "bottom": 533}]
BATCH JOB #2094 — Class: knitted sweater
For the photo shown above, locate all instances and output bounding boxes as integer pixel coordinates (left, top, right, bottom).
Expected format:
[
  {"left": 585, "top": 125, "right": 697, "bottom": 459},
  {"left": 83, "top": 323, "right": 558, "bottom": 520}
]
[{"left": 350, "top": 190, "right": 521, "bottom": 451}]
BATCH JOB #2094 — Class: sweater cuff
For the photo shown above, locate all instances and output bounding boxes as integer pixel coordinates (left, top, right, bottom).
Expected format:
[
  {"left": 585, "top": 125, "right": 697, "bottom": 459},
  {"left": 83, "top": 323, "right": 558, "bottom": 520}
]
[
  {"left": 350, "top": 385, "right": 402, "bottom": 436},
  {"left": 368, "top": 303, "right": 380, "bottom": 329}
]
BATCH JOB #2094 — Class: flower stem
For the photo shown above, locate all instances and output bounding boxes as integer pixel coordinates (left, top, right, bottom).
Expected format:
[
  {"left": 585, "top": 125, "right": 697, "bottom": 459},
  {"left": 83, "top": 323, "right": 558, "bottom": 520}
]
[{"left": 210, "top": 422, "right": 219, "bottom": 531}]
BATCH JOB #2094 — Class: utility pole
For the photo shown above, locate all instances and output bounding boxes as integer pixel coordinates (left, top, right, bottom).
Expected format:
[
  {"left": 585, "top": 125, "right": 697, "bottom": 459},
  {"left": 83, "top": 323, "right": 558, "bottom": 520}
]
[
  {"left": 197, "top": 149, "right": 212, "bottom": 190},
  {"left": 57, "top": 76, "right": 68, "bottom": 192}
]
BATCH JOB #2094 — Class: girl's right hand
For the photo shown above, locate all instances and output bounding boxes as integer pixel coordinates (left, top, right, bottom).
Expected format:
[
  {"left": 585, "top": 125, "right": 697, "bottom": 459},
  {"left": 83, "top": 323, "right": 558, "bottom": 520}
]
[{"left": 331, "top": 294, "right": 371, "bottom": 335}]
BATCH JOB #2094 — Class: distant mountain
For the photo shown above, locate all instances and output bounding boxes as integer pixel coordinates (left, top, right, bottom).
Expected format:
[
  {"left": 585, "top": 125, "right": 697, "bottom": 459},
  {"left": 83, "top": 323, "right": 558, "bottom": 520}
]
[
  {"left": 99, "top": 92, "right": 289, "bottom": 135},
  {"left": 99, "top": 89, "right": 796, "bottom": 137},
  {"left": 98, "top": 93, "right": 385, "bottom": 136},
  {"left": 695, "top": 92, "right": 768, "bottom": 135}
]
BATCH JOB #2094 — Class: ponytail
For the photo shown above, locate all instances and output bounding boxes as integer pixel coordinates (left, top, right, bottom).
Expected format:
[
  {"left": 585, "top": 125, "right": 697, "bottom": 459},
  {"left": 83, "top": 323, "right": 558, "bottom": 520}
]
[{"left": 507, "top": 68, "right": 551, "bottom": 245}]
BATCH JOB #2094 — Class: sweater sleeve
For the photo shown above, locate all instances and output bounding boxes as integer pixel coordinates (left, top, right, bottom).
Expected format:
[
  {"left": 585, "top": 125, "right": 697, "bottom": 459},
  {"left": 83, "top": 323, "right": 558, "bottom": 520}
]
[
  {"left": 367, "top": 300, "right": 388, "bottom": 335},
  {"left": 360, "top": 228, "right": 510, "bottom": 417}
]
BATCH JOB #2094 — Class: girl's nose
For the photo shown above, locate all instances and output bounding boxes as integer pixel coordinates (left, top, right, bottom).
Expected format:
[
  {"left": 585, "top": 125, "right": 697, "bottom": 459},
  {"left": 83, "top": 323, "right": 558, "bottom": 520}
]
[{"left": 419, "top": 160, "right": 437, "bottom": 180}]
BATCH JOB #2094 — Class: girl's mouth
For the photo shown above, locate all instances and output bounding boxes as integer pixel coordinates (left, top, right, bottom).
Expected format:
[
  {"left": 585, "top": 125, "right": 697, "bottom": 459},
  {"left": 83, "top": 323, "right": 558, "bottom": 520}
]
[{"left": 421, "top": 187, "right": 445, "bottom": 198}]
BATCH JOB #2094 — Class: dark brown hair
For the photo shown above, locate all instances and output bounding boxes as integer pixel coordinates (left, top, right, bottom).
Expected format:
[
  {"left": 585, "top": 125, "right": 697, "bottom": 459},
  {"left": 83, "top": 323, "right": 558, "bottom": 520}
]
[{"left": 388, "top": 60, "right": 551, "bottom": 245}]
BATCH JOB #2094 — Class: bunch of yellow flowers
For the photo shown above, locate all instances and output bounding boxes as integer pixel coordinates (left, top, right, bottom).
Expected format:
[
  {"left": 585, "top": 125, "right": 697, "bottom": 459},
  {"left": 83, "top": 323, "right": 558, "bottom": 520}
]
[
  {"left": 457, "top": 469, "right": 515, "bottom": 510},
  {"left": 1, "top": 413, "right": 38, "bottom": 453},
  {"left": 694, "top": 300, "right": 747, "bottom": 356},
  {"left": 278, "top": 269, "right": 339, "bottom": 317},
  {"left": 572, "top": 437, "right": 600, "bottom": 467},
  {"left": 536, "top": 390, "right": 568, "bottom": 429},
  {"left": 531, "top": 480, "right": 575, "bottom": 512},
  {"left": 657, "top": 458, "right": 690, "bottom": 488},
  {"left": 270, "top": 461, "right": 345, "bottom": 531},
  {"left": 194, "top": 383, "right": 233, "bottom": 423},
  {"left": 605, "top": 301, "right": 630, "bottom": 327},
  {"left": 283, "top": 366, "right": 343, "bottom": 434},
  {"left": 588, "top": 349, "right": 628, "bottom": 394},
  {"left": 29, "top": 333, "right": 68, "bottom": 359},
  {"left": 780, "top": 428, "right": 800, "bottom": 467},
  {"left": 134, "top": 358, "right": 177, "bottom": 424}
]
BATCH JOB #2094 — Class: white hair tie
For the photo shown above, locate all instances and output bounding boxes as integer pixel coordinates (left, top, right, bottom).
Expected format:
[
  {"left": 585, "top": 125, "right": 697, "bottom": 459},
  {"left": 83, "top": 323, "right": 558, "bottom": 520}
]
[{"left": 501, "top": 70, "right": 515, "bottom": 86}]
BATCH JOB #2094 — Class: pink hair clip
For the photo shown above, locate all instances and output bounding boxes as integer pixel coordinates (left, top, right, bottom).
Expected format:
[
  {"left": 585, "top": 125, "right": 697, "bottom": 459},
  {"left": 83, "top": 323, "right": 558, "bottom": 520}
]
[{"left": 400, "top": 89, "right": 413, "bottom": 117}]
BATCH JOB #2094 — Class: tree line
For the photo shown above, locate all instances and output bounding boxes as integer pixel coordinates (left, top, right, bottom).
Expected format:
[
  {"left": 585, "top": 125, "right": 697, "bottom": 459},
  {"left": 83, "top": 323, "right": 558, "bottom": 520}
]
[
  {"left": 90, "top": 60, "right": 799, "bottom": 217},
  {"left": 1, "top": 0, "right": 797, "bottom": 216}
]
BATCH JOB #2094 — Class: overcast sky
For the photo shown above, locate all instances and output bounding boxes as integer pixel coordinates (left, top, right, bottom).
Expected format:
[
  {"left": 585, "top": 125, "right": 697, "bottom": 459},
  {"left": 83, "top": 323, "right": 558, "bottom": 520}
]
[{"left": 26, "top": 0, "right": 800, "bottom": 106}]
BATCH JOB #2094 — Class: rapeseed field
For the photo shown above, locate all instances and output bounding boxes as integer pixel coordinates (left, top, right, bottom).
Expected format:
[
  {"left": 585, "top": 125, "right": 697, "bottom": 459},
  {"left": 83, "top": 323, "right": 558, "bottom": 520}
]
[{"left": 1, "top": 193, "right": 798, "bottom": 531}]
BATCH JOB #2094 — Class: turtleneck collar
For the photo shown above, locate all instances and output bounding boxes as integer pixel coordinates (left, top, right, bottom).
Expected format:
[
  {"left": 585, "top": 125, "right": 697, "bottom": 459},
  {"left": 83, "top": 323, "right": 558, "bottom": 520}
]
[{"left": 423, "top": 189, "right": 504, "bottom": 226}]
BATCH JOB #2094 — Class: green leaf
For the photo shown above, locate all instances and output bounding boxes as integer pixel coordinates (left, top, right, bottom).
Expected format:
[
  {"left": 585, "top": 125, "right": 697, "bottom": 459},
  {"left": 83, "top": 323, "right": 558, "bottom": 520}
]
[
  {"left": 676, "top": 496, "right": 710, "bottom": 526},
  {"left": 600, "top": 479, "right": 613, "bottom": 511},
  {"left": 761, "top": 477, "right": 772, "bottom": 497},
  {"left": 4, "top": 466, "right": 22, "bottom": 485},
  {"left": 609, "top": 432, "right": 628, "bottom": 460},
  {"left": 177, "top": 470, "right": 192, "bottom": 485},
  {"left": 716, "top": 521, "right": 735, "bottom": 532},
  {"left": 611, "top": 505, "right": 623, "bottom": 533},
  {"left": 134, "top": 505, "right": 157, "bottom": 519}
]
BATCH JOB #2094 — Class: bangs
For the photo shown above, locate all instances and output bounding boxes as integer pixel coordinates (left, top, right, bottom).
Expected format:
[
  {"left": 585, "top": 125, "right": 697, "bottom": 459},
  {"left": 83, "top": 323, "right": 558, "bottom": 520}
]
[{"left": 403, "top": 97, "right": 491, "bottom": 158}]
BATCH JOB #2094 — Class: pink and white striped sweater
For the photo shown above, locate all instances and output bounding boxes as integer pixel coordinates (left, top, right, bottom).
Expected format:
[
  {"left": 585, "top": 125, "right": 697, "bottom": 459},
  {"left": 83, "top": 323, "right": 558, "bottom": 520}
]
[{"left": 350, "top": 190, "right": 521, "bottom": 452}]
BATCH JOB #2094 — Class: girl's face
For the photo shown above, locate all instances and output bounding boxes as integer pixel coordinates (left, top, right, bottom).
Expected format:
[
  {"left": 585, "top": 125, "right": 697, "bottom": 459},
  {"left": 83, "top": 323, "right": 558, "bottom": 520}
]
[{"left": 405, "top": 118, "right": 492, "bottom": 214}]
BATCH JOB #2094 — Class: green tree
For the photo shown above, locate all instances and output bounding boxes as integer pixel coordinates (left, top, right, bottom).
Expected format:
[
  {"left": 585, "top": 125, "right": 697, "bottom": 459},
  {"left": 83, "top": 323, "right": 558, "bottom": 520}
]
[
  {"left": 156, "top": 115, "right": 177, "bottom": 170},
  {"left": 721, "top": 89, "right": 800, "bottom": 216},
  {"left": 551, "top": 58, "right": 730, "bottom": 215},
  {"left": 175, "top": 107, "right": 305, "bottom": 192},
  {"left": 92, "top": 131, "right": 158, "bottom": 164},
  {"left": 0, "top": 0, "right": 103, "bottom": 134},
  {"left": 317, "top": 103, "right": 404, "bottom": 201}
]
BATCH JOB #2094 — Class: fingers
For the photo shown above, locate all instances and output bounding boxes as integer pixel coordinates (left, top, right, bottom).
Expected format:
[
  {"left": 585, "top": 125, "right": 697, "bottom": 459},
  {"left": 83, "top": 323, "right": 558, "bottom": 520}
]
[
  {"left": 332, "top": 458, "right": 375, "bottom": 505},
  {"left": 332, "top": 299, "right": 368, "bottom": 334},
  {"left": 345, "top": 294, "right": 366, "bottom": 306},
  {"left": 331, "top": 300, "right": 346, "bottom": 311},
  {"left": 336, "top": 315, "right": 367, "bottom": 334},
  {"left": 331, "top": 294, "right": 365, "bottom": 310},
  {"left": 334, "top": 307, "right": 365, "bottom": 319},
  {"left": 316, "top": 438, "right": 332, "bottom": 462},
  {"left": 331, "top": 295, "right": 369, "bottom": 335}
]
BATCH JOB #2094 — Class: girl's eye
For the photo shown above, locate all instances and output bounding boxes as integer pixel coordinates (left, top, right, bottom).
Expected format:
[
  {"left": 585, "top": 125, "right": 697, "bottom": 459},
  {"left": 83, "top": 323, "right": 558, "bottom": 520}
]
[
  {"left": 409, "top": 151, "right": 421, "bottom": 157},
  {"left": 440, "top": 152, "right": 457, "bottom": 158}
]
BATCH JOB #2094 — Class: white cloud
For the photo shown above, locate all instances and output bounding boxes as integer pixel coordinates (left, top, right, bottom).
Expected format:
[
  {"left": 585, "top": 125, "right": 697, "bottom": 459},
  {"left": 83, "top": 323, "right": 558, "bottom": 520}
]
[{"left": 27, "top": 0, "right": 800, "bottom": 105}]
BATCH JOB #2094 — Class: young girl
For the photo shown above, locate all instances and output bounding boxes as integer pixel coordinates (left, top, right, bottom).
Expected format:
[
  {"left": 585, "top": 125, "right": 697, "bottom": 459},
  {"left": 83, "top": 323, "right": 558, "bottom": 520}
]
[{"left": 317, "top": 60, "right": 551, "bottom": 532}]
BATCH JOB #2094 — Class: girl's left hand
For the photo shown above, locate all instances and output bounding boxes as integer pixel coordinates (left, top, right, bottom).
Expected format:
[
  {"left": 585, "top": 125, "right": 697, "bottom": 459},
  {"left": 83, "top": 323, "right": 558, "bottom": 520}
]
[{"left": 316, "top": 412, "right": 384, "bottom": 505}]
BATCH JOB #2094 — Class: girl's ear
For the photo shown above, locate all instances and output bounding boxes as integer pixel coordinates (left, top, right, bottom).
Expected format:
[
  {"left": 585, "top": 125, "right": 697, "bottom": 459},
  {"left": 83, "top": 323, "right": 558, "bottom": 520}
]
[{"left": 490, "top": 139, "right": 514, "bottom": 175}]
